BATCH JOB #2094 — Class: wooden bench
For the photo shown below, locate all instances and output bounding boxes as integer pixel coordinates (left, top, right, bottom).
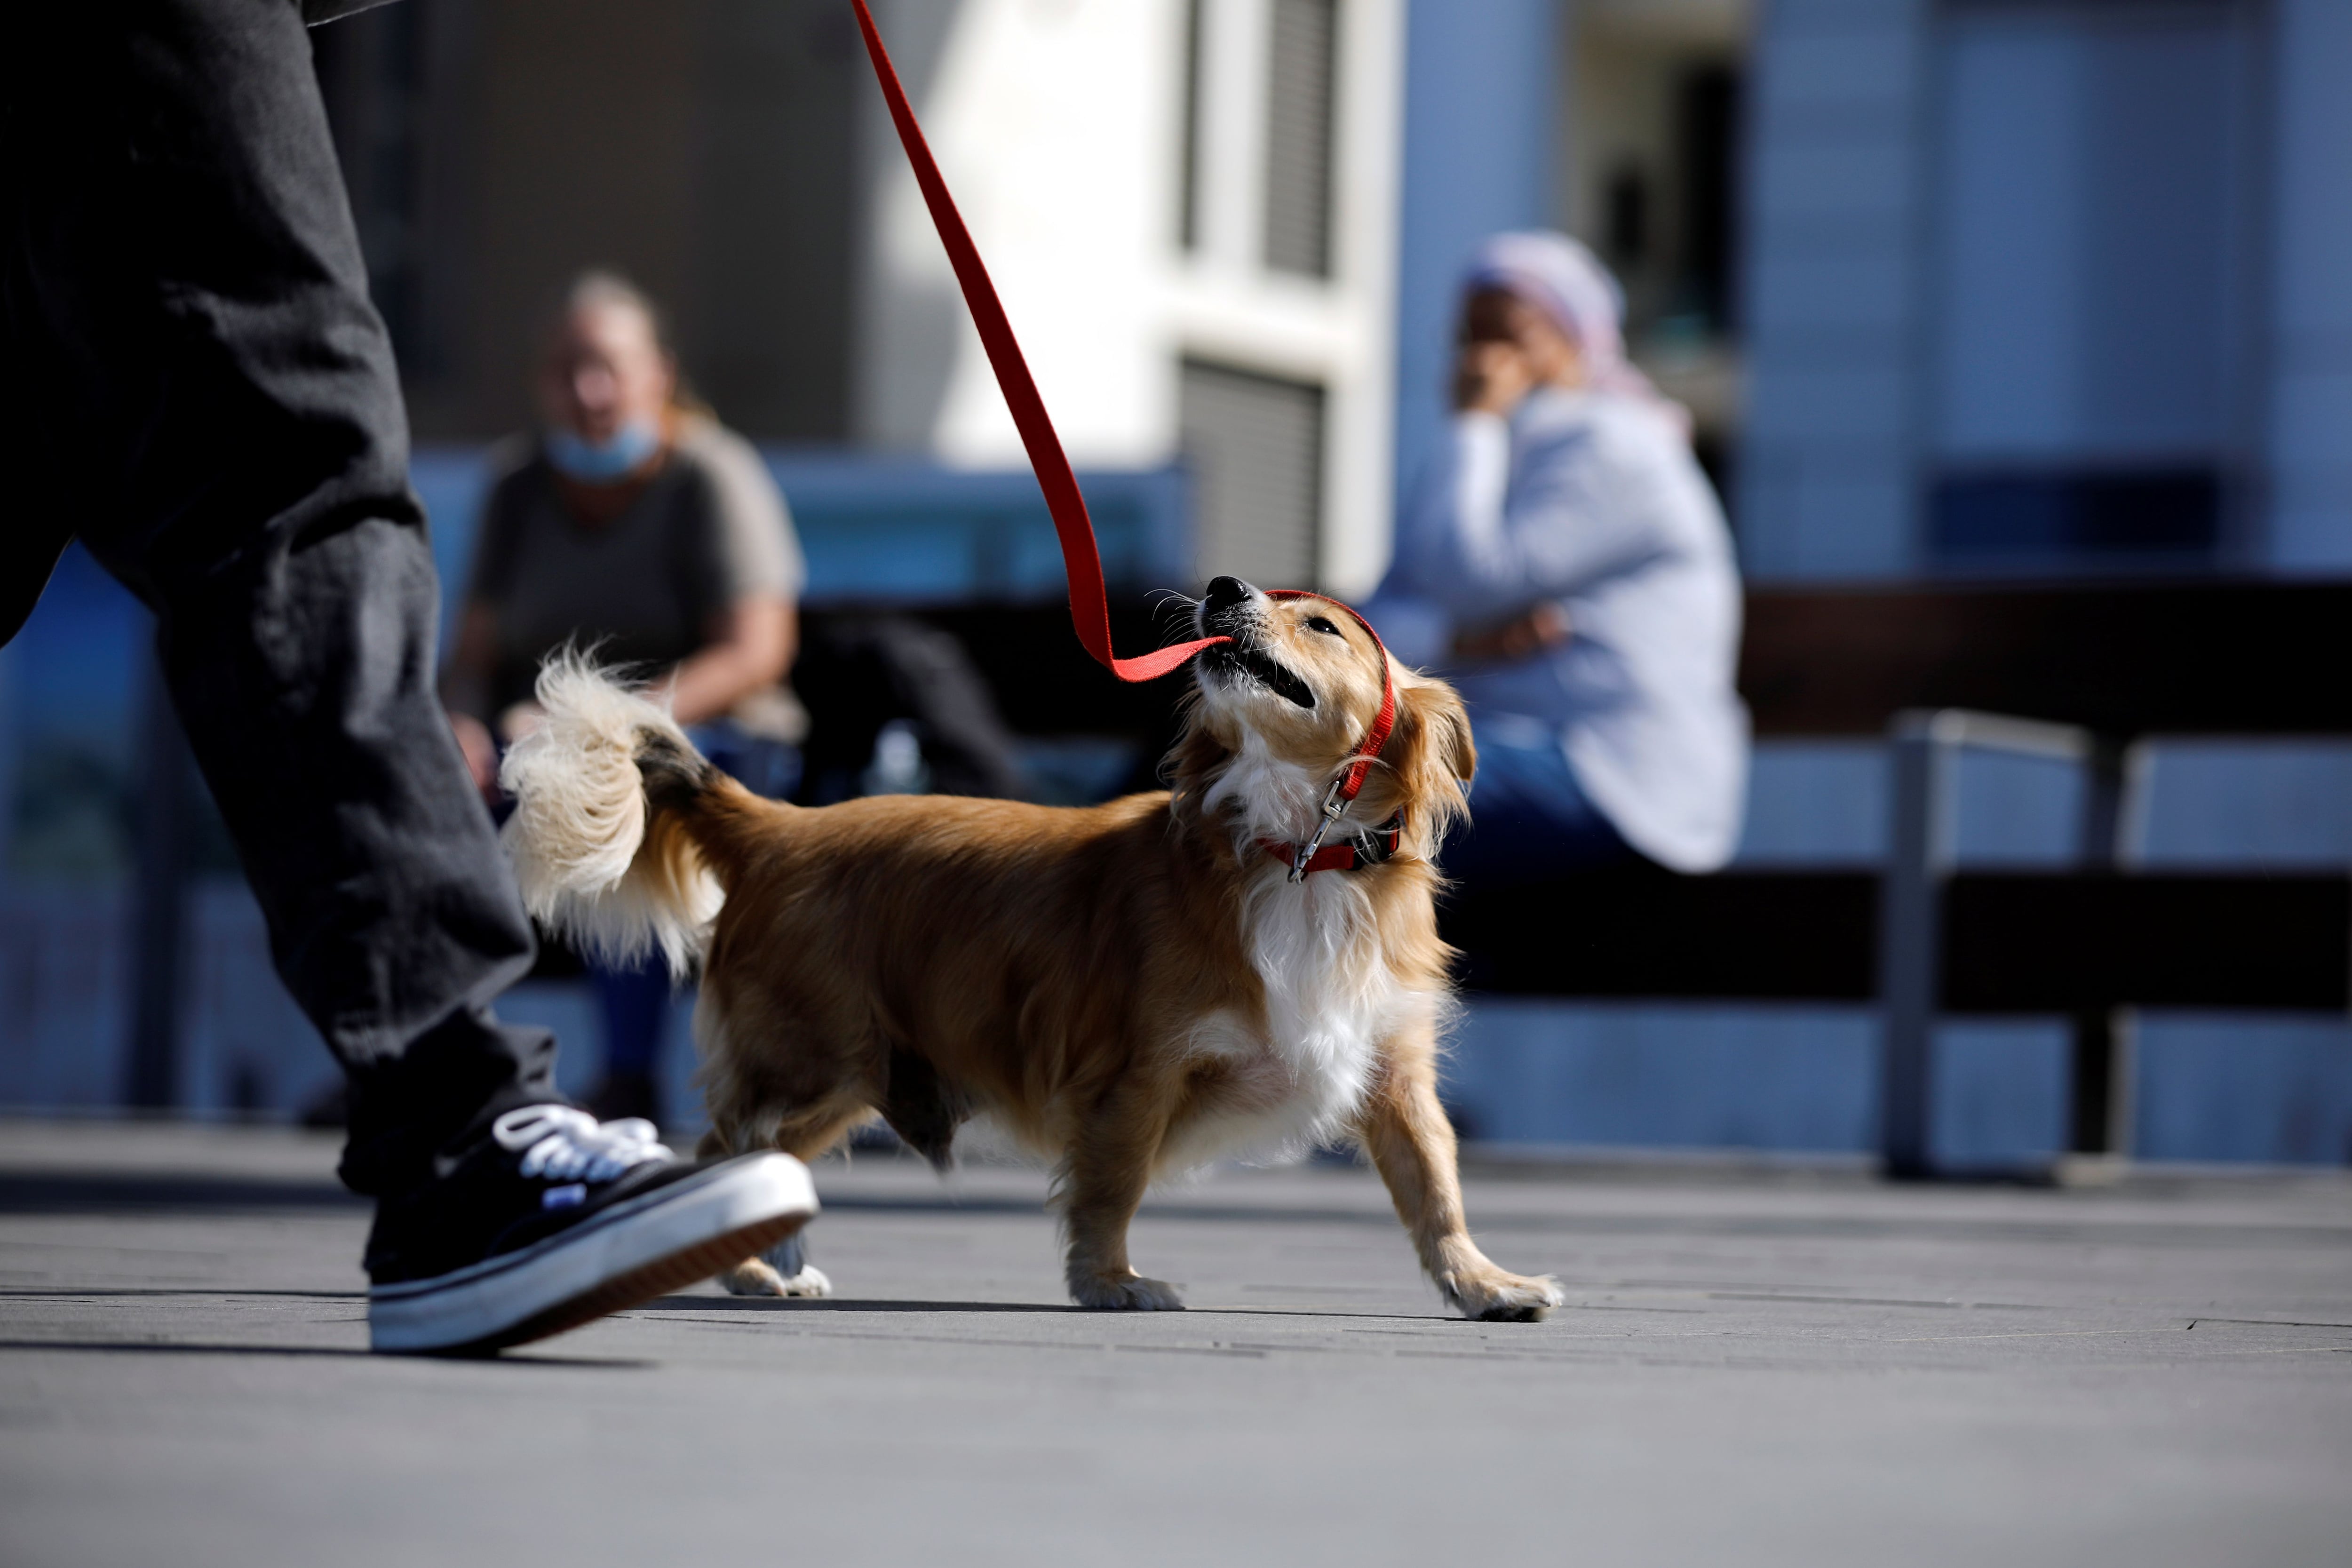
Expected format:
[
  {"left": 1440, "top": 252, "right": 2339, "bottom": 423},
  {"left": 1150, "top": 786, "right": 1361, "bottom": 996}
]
[
  {"left": 835, "top": 581, "right": 2352, "bottom": 1178},
  {"left": 1703, "top": 580, "right": 2350, "bottom": 1176}
]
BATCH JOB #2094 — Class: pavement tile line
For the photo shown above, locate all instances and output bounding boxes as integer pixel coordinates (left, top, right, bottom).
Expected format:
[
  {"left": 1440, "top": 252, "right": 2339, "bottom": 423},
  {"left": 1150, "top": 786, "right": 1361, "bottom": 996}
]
[
  {"left": 1876, "top": 1325, "right": 2193, "bottom": 1344},
  {"left": 2185, "top": 1316, "right": 2352, "bottom": 1330},
  {"left": 1554, "top": 1302, "right": 1710, "bottom": 1313},
  {"left": 1706, "top": 1292, "right": 1977, "bottom": 1309}
]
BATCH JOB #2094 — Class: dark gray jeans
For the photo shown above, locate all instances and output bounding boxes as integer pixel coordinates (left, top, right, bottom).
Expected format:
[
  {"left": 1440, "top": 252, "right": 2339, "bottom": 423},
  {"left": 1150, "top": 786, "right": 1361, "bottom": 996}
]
[{"left": 1, "top": 0, "right": 555, "bottom": 1196}]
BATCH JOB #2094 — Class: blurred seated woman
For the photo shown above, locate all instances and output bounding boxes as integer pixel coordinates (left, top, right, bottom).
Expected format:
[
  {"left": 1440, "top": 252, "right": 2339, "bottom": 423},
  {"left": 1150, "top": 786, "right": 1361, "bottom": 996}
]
[
  {"left": 1368, "top": 232, "right": 1748, "bottom": 884},
  {"left": 440, "top": 271, "right": 804, "bottom": 1122}
]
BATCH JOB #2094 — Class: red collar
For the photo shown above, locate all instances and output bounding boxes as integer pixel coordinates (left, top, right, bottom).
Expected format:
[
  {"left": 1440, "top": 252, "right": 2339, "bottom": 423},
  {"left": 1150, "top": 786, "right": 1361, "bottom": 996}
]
[
  {"left": 1258, "top": 813, "right": 1405, "bottom": 876},
  {"left": 1255, "top": 589, "right": 1399, "bottom": 881}
]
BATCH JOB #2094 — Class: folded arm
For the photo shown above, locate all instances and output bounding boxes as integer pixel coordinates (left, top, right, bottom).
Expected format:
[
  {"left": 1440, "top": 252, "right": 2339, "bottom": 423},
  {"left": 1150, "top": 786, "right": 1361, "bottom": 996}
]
[{"left": 1392, "top": 412, "right": 1655, "bottom": 625}]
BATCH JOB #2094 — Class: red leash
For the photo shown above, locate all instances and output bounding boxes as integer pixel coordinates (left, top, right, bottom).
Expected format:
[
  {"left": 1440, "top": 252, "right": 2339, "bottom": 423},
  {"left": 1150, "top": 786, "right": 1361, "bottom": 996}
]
[
  {"left": 849, "top": 0, "right": 1396, "bottom": 874},
  {"left": 848, "top": 0, "right": 1210, "bottom": 682}
]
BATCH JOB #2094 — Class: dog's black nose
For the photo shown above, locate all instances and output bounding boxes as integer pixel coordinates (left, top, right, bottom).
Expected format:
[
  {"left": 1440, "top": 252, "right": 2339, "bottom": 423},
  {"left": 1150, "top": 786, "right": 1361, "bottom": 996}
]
[{"left": 1203, "top": 576, "right": 1255, "bottom": 617}]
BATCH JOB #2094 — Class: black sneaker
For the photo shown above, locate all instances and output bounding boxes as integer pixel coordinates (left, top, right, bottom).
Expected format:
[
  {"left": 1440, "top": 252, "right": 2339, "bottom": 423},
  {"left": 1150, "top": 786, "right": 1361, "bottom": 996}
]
[{"left": 365, "top": 1106, "right": 814, "bottom": 1355}]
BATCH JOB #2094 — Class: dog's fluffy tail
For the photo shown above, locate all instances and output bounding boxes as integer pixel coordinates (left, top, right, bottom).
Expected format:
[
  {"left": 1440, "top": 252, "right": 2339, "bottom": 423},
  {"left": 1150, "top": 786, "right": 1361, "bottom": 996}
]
[{"left": 498, "top": 653, "right": 730, "bottom": 978}]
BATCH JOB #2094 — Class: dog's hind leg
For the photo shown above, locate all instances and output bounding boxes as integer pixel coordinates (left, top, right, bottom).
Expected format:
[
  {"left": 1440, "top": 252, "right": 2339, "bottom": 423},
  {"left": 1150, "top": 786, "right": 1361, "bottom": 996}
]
[
  {"left": 710, "top": 1096, "right": 868, "bottom": 1299},
  {"left": 1058, "top": 1082, "right": 1184, "bottom": 1311},
  {"left": 728, "top": 1229, "right": 831, "bottom": 1298},
  {"left": 1353, "top": 1041, "right": 1564, "bottom": 1322}
]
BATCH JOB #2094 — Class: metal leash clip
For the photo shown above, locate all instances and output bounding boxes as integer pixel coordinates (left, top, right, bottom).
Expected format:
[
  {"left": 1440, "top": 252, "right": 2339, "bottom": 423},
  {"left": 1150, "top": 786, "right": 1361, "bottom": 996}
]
[{"left": 1288, "top": 780, "right": 1352, "bottom": 883}]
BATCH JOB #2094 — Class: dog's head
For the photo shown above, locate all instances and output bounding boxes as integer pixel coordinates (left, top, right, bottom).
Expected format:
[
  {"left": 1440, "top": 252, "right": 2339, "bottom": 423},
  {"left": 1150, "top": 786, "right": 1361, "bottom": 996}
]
[{"left": 1175, "top": 576, "right": 1475, "bottom": 864}]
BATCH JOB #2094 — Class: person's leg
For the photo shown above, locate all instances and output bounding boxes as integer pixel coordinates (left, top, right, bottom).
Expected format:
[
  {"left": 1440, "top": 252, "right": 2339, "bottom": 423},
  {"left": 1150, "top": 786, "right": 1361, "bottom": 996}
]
[
  {"left": 588, "top": 957, "right": 672, "bottom": 1125},
  {"left": 694, "top": 723, "right": 802, "bottom": 805},
  {"left": 2, "top": 0, "right": 814, "bottom": 1353},
  {"left": 581, "top": 722, "right": 795, "bottom": 1119},
  {"left": 1441, "top": 713, "right": 1638, "bottom": 887},
  {"left": 4, "top": 0, "right": 551, "bottom": 1202}
]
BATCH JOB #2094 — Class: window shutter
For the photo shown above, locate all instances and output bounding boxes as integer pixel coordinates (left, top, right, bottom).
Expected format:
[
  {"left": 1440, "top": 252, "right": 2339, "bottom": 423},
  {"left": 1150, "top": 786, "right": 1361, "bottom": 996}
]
[
  {"left": 1262, "top": 0, "right": 1338, "bottom": 278},
  {"left": 1179, "top": 359, "right": 1326, "bottom": 588}
]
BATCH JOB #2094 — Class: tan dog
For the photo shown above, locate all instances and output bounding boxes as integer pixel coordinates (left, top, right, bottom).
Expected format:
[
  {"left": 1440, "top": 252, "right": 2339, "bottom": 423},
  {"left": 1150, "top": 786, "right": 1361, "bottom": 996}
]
[{"left": 500, "top": 577, "right": 1563, "bottom": 1320}]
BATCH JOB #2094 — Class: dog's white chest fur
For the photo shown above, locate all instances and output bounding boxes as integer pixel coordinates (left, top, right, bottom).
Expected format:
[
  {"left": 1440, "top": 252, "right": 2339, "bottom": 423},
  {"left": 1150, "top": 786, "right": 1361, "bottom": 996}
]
[
  {"left": 1168, "top": 740, "right": 1420, "bottom": 1161},
  {"left": 1249, "top": 869, "right": 1406, "bottom": 1104},
  {"left": 1165, "top": 861, "right": 1422, "bottom": 1171}
]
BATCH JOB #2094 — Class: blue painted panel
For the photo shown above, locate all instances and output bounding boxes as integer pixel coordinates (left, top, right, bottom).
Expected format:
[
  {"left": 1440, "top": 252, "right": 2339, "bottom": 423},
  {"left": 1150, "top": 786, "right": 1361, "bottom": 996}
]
[
  {"left": 1443, "top": 1001, "right": 1881, "bottom": 1154},
  {"left": 1392, "top": 0, "right": 1562, "bottom": 506},
  {"left": 411, "top": 446, "right": 1191, "bottom": 616},
  {"left": 5, "top": 545, "right": 146, "bottom": 877},
  {"left": 2140, "top": 741, "right": 2352, "bottom": 867},
  {"left": 801, "top": 515, "right": 1000, "bottom": 600},
  {"left": 1735, "top": 740, "right": 2085, "bottom": 868},
  {"left": 2137, "top": 1015, "right": 2352, "bottom": 1164},
  {"left": 1931, "top": 1021, "right": 2070, "bottom": 1167},
  {"left": 1736, "top": 741, "right": 1884, "bottom": 866},
  {"left": 9, "top": 544, "right": 143, "bottom": 754},
  {"left": 1446, "top": 1000, "right": 2349, "bottom": 1167}
]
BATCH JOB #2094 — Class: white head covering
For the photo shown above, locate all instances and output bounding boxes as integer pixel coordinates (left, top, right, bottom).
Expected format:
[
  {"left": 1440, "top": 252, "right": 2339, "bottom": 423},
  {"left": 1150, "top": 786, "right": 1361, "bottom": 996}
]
[{"left": 1463, "top": 231, "right": 1689, "bottom": 435}]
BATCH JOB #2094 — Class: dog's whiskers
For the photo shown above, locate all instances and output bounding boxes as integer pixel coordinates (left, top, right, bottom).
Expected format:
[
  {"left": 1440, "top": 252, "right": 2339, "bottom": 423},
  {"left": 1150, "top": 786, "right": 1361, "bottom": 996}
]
[{"left": 1148, "top": 589, "right": 1204, "bottom": 639}]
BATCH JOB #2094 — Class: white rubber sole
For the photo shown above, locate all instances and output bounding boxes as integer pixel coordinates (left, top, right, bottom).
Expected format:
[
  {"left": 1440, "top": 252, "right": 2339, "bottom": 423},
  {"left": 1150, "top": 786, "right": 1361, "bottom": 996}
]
[{"left": 367, "top": 1154, "right": 816, "bottom": 1355}]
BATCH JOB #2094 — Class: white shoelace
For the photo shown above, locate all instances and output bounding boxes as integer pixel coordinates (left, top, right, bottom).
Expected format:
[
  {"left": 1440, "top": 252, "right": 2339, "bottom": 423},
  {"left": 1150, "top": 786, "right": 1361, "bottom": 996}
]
[{"left": 492, "top": 1106, "right": 674, "bottom": 1184}]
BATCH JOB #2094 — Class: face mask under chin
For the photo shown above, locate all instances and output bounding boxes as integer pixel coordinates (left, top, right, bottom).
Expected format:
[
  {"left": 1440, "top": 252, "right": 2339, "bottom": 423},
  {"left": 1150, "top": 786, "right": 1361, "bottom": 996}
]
[{"left": 545, "top": 418, "right": 661, "bottom": 483}]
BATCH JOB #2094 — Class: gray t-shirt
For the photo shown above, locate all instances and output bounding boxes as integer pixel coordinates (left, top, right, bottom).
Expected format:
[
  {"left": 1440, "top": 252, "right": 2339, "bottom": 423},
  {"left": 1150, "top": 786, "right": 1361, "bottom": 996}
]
[{"left": 466, "top": 416, "right": 803, "bottom": 714}]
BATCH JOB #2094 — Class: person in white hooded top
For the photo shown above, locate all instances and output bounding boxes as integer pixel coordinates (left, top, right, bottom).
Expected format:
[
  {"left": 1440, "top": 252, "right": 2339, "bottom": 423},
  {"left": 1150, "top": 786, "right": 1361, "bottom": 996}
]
[{"left": 1367, "top": 232, "right": 1749, "bottom": 882}]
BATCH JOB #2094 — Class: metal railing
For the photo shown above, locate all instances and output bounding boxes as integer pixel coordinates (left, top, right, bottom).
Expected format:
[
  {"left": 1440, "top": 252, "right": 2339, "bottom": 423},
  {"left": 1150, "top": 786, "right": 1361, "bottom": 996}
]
[{"left": 1881, "top": 709, "right": 2148, "bottom": 1178}]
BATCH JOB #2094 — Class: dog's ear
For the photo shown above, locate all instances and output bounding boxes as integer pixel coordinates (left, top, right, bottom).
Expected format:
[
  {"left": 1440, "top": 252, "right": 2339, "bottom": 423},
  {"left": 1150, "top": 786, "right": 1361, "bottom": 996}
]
[{"left": 1380, "top": 669, "right": 1475, "bottom": 858}]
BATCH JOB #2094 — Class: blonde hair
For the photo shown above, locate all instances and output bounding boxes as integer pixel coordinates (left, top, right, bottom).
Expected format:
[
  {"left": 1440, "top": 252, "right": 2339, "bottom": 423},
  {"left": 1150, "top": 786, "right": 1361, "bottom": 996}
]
[
  {"left": 554, "top": 269, "right": 672, "bottom": 355},
  {"left": 548, "top": 269, "right": 714, "bottom": 416}
]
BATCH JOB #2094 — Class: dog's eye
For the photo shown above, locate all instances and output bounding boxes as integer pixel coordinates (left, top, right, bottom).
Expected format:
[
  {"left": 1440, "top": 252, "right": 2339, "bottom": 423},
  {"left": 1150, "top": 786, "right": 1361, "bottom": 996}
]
[{"left": 1305, "top": 616, "right": 1343, "bottom": 637}]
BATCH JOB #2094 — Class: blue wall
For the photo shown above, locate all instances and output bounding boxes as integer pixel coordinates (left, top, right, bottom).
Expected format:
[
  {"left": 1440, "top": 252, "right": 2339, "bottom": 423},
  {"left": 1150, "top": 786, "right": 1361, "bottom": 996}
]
[{"left": 1391, "top": 0, "right": 1562, "bottom": 509}]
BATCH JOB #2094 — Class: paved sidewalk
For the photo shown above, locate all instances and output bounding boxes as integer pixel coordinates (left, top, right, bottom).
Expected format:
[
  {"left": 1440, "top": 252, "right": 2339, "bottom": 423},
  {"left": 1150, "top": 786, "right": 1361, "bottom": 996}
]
[{"left": 2, "top": 1119, "right": 2348, "bottom": 1567}]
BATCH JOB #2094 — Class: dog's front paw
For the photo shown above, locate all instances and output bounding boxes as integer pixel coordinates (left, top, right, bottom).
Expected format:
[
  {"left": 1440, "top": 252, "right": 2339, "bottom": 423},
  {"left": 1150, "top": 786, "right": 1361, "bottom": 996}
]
[
  {"left": 1442, "top": 1270, "right": 1564, "bottom": 1323},
  {"left": 718, "top": 1257, "right": 834, "bottom": 1298},
  {"left": 1068, "top": 1270, "right": 1185, "bottom": 1311}
]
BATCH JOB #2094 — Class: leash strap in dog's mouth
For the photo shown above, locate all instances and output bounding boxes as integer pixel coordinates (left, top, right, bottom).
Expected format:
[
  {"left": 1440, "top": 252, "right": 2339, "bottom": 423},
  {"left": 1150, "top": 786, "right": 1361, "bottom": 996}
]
[{"left": 849, "top": 0, "right": 1396, "bottom": 865}]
